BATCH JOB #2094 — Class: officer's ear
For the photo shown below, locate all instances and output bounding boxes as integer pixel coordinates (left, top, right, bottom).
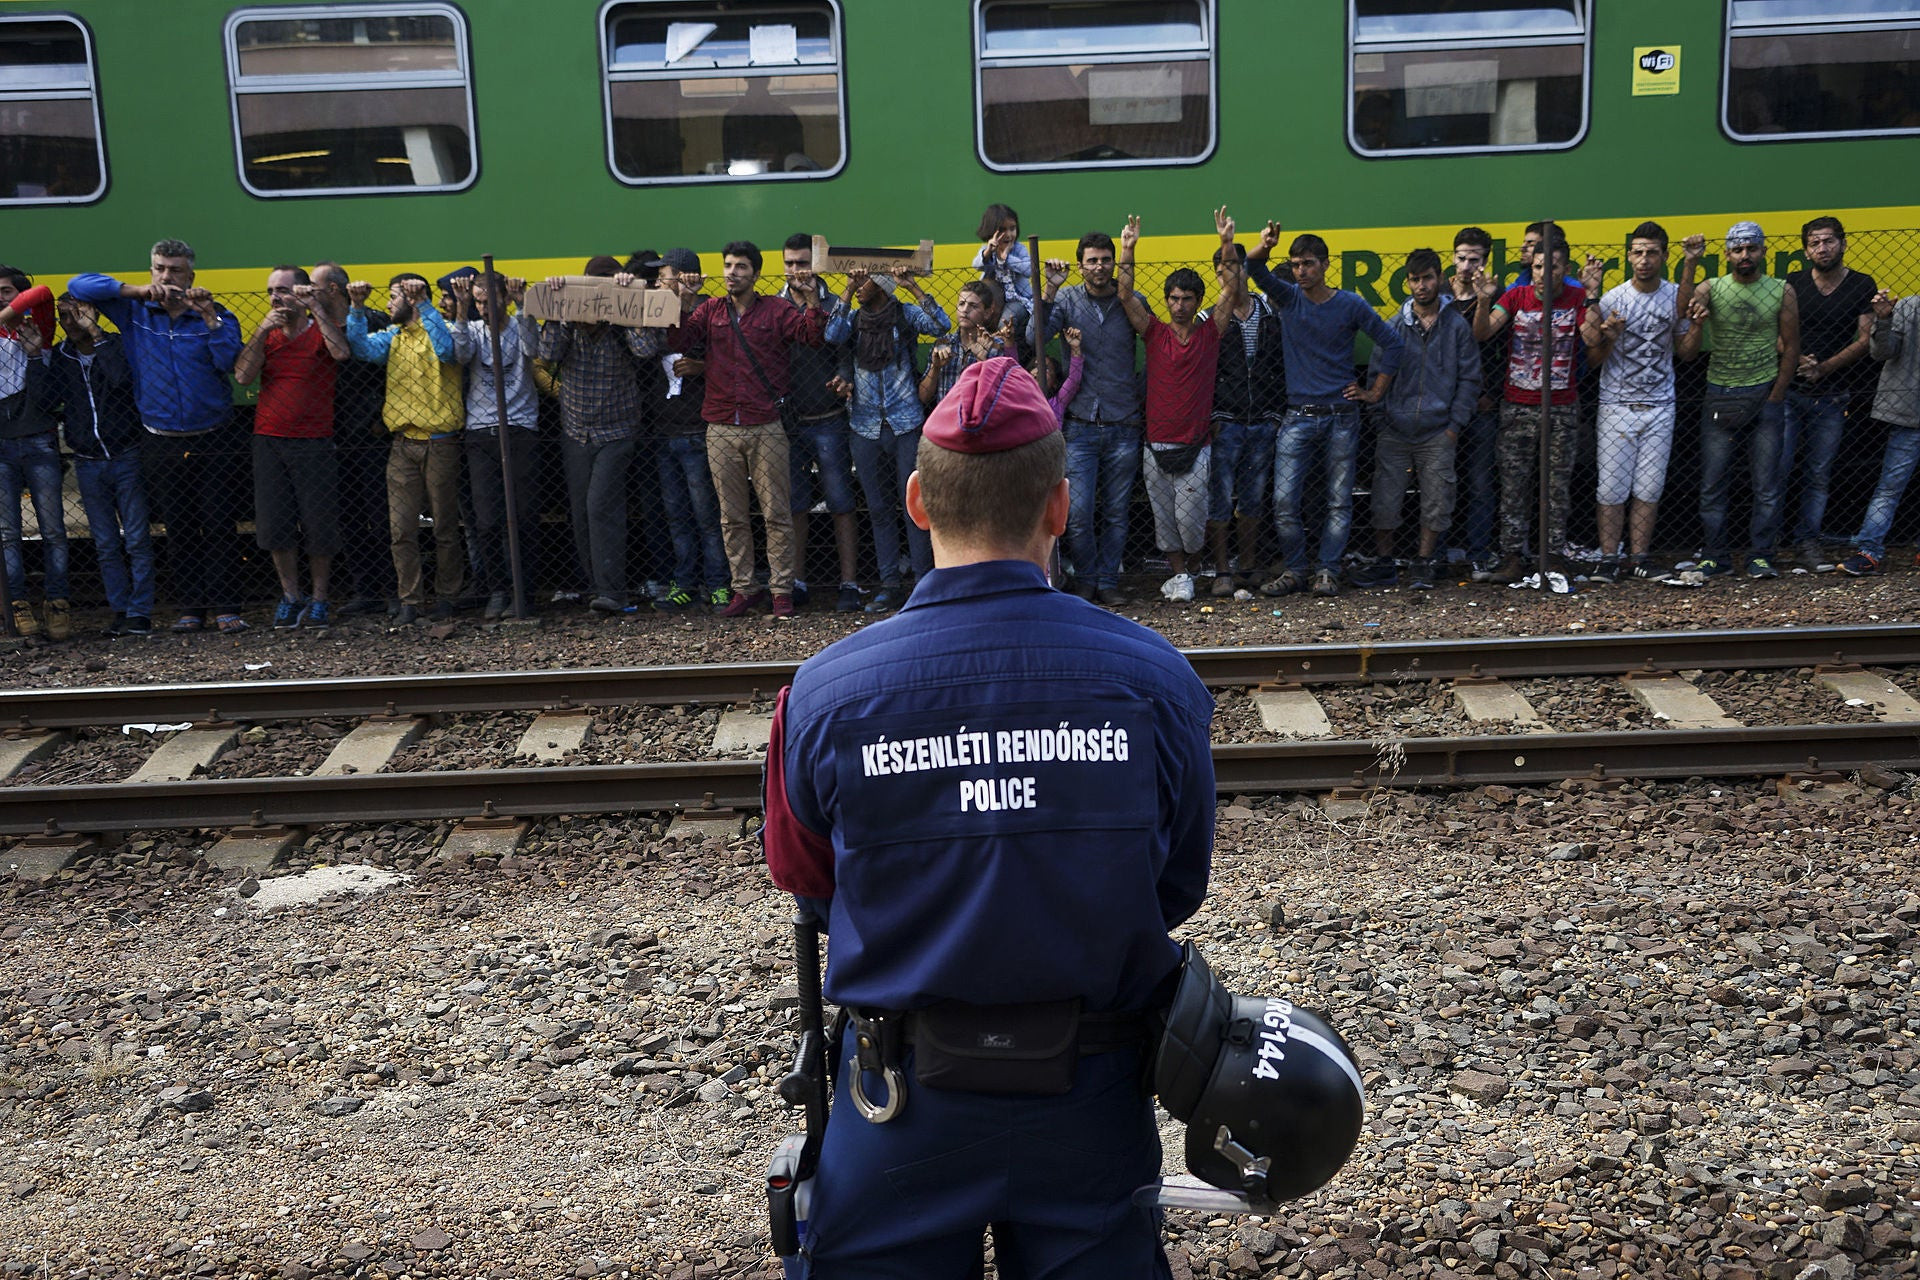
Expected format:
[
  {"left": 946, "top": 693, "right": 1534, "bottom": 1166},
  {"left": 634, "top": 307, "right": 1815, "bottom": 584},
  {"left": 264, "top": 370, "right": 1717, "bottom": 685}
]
[
  {"left": 905, "top": 470, "right": 931, "bottom": 532},
  {"left": 1043, "top": 477, "right": 1069, "bottom": 538}
]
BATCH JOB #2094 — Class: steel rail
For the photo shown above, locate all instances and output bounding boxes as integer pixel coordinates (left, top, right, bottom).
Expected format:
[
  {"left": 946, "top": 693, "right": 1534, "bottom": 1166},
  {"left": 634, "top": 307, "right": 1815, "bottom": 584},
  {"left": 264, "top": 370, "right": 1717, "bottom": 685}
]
[
  {"left": 4, "top": 625, "right": 1919, "bottom": 731},
  {"left": 7, "top": 722, "right": 1915, "bottom": 838}
]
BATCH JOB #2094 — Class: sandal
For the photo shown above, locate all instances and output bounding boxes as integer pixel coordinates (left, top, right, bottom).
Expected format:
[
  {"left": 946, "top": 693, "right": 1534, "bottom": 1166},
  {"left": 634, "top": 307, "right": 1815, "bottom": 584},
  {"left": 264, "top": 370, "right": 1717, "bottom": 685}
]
[
  {"left": 215, "top": 613, "right": 250, "bottom": 634},
  {"left": 170, "top": 614, "right": 204, "bottom": 633}
]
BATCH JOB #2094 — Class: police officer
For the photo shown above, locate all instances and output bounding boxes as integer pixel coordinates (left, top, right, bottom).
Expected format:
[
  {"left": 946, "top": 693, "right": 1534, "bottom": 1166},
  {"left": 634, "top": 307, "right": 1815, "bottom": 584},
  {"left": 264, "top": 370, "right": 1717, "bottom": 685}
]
[{"left": 763, "top": 355, "right": 1216, "bottom": 1276}]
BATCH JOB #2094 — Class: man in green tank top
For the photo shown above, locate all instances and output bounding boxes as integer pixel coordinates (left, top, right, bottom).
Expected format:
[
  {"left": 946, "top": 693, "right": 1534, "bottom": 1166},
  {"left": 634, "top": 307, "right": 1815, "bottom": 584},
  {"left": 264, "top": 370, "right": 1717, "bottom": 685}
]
[{"left": 1675, "top": 221, "right": 1801, "bottom": 582}]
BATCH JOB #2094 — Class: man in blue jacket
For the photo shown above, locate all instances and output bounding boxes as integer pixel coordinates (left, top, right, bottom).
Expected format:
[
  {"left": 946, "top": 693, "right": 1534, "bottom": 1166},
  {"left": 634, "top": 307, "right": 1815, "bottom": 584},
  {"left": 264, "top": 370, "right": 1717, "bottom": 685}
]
[
  {"left": 70, "top": 240, "right": 246, "bottom": 633},
  {"left": 763, "top": 357, "right": 1214, "bottom": 1276},
  {"left": 1351, "top": 249, "right": 1480, "bottom": 591}
]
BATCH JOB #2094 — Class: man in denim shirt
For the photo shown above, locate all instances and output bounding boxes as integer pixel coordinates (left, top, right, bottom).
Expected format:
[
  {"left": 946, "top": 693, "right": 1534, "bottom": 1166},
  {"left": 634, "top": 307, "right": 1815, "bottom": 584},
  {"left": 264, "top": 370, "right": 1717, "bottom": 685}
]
[
  {"left": 824, "top": 269, "right": 949, "bottom": 611},
  {"left": 1034, "top": 232, "right": 1142, "bottom": 605},
  {"left": 779, "top": 235, "right": 862, "bottom": 612}
]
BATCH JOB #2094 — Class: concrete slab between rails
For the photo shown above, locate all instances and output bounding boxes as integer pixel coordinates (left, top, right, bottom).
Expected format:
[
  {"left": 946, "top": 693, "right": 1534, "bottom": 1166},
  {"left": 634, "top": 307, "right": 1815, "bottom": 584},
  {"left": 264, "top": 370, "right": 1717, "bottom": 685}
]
[
  {"left": 1817, "top": 670, "right": 1920, "bottom": 723},
  {"left": 516, "top": 710, "right": 594, "bottom": 763},
  {"left": 7, "top": 834, "right": 97, "bottom": 884},
  {"left": 314, "top": 716, "right": 430, "bottom": 777},
  {"left": 1253, "top": 688, "right": 1332, "bottom": 739},
  {"left": 0, "top": 731, "right": 70, "bottom": 782},
  {"left": 130, "top": 727, "right": 239, "bottom": 783},
  {"left": 667, "top": 809, "right": 745, "bottom": 843},
  {"left": 1620, "top": 674, "right": 1740, "bottom": 730},
  {"left": 712, "top": 709, "right": 774, "bottom": 755},
  {"left": 440, "top": 818, "right": 529, "bottom": 860},
  {"left": 208, "top": 826, "right": 304, "bottom": 875},
  {"left": 1452, "top": 680, "right": 1544, "bottom": 726}
]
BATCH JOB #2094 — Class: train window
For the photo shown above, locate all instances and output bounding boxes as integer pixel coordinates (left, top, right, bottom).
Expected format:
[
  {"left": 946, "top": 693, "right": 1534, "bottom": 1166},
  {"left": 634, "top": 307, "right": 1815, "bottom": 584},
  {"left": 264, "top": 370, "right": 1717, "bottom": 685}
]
[
  {"left": 601, "top": 1, "right": 846, "bottom": 184},
  {"left": 974, "top": 0, "right": 1217, "bottom": 171},
  {"left": 1348, "top": 1, "right": 1590, "bottom": 157},
  {"left": 0, "top": 16, "right": 106, "bottom": 205},
  {"left": 1724, "top": 0, "right": 1920, "bottom": 141},
  {"left": 224, "top": 5, "right": 477, "bottom": 197}
]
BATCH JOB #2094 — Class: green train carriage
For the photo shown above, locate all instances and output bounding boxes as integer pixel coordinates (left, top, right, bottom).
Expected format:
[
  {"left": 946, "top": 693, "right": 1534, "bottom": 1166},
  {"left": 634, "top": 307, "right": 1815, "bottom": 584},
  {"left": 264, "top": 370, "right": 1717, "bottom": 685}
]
[{"left": 3, "top": 0, "right": 1918, "bottom": 292}]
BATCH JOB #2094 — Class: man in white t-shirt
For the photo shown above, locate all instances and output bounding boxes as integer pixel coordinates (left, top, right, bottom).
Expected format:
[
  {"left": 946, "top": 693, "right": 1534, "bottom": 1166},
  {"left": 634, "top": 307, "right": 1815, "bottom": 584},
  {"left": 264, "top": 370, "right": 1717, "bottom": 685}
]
[{"left": 1580, "top": 222, "right": 1704, "bottom": 580}]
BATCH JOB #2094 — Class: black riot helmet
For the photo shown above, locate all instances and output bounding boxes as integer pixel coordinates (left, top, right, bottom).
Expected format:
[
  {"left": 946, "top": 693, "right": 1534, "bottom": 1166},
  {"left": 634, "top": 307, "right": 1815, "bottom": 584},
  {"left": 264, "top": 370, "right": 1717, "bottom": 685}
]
[{"left": 1155, "top": 944, "right": 1365, "bottom": 1202}]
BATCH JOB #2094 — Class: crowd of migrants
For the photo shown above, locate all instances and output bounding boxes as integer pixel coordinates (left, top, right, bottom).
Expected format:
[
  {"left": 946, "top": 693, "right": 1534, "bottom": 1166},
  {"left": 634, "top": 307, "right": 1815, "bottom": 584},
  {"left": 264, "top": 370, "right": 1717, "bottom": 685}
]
[{"left": 0, "top": 205, "right": 1915, "bottom": 639}]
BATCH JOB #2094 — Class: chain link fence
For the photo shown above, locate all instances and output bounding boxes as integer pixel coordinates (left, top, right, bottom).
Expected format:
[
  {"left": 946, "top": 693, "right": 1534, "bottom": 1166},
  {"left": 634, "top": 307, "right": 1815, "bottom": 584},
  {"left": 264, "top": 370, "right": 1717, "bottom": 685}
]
[{"left": 2, "top": 228, "right": 1916, "bottom": 636}]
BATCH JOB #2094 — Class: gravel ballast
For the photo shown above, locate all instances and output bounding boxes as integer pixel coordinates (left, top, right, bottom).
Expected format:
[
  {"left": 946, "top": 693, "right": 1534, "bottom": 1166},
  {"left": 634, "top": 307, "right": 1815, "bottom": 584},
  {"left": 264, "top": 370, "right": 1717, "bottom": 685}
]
[{"left": 2, "top": 777, "right": 1915, "bottom": 1278}]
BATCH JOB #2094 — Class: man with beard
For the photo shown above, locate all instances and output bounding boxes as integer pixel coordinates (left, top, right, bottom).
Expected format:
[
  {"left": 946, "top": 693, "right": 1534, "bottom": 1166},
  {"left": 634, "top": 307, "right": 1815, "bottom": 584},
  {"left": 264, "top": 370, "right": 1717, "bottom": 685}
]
[
  {"left": 1780, "top": 217, "right": 1878, "bottom": 568},
  {"left": 232, "top": 265, "right": 351, "bottom": 629},
  {"left": 1675, "top": 222, "right": 1802, "bottom": 583}
]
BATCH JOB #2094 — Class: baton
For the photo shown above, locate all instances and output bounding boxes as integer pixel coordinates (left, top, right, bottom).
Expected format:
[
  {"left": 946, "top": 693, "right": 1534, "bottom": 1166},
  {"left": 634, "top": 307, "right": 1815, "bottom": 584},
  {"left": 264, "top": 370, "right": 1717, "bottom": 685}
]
[{"left": 777, "top": 914, "right": 830, "bottom": 1157}]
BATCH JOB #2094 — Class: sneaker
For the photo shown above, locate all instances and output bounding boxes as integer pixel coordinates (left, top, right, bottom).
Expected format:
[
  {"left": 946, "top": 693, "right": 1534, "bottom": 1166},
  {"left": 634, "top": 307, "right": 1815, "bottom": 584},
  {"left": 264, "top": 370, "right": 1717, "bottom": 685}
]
[
  {"left": 484, "top": 590, "right": 510, "bottom": 621},
  {"left": 1209, "top": 573, "right": 1235, "bottom": 598},
  {"left": 1794, "top": 541, "right": 1837, "bottom": 573},
  {"left": 1096, "top": 586, "right": 1128, "bottom": 607},
  {"left": 392, "top": 604, "right": 420, "bottom": 627},
  {"left": 865, "top": 586, "right": 900, "bottom": 614},
  {"left": 655, "top": 584, "right": 694, "bottom": 612},
  {"left": 273, "top": 595, "right": 305, "bottom": 629},
  {"left": 1468, "top": 554, "right": 1500, "bottom": 583},
  {"left": 791, "top": 580, "right": 810, "bottom": 609},
  {"left": 1629, "top": 555, "right": 1667, "bottom": 580},
  {"left": 300, "top": 599, "right": 332, "bottom": 630},
  {"left": 43, "top": 598, "right": 70, "bottom": 641},
  {"left": 770, "top": 593, "right": 796, "bottom": 618},
  {"left": 1348, "top": 557, "right": 1398, "bottom": 588},
  {"left": 589, "top": 594, "right": 628, "bottom": 613},
  {"left": 104, "top": 611, "right": 128, "bottom": 639},
  {"left": 1408, "top": 558, "right": 1438, "bottom": 590},
  {"left": 1311, "top": 568, "right": 1340, "bottom": 597},
  {"left": 1259, "top": 570, "right": 1302, "bottom": 598},
  {"left": 1840, "top": 550, "right": 1881, "bottom": 577},
  {"left": 550, "top": 589, "right": 583, "bottom": 605},
  {"left": 121, "top": 615, "right": 151, "bottom": 637},
  {"left": 836, "top": 582, "right": 864, "bottom": 612},
  {"left": 1160, "top": 573, "right": 1195, "bottom": 603},
  {"left": 707, "top": 587, "right": 732, "bottom": 611},
  {"left": 1746, "top": 556, "right": 1779, "bottom": 579},
  {"left": 719, "top": 589, "right": 766, "bottom": 618},
  {"left": 1696, "top": 558, "right": 1730, "bottom": 578},
  {"left": 1587, "top": 556, "right": 1623, "bottom": 584}
]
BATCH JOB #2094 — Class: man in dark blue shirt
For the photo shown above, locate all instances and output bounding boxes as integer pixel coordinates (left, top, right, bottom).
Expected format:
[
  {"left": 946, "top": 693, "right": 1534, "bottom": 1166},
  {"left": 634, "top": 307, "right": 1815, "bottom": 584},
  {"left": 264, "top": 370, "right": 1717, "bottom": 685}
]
[
  {"left": 764, "top": 356, "right": 1215, "bottom": 1276},
  {"left": 1246, "top": 222, "right": 1403, "bottom": 598}
]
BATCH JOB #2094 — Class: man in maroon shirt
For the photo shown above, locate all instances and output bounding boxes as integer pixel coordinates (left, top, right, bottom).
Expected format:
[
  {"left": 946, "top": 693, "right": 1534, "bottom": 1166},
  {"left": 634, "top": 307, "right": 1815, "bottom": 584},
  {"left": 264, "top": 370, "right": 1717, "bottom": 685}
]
[
  {"left": 1116, "top": 208, "right": 1241, "bottom": 602},
  {"left": 671, "top": 240, "right": 832, "bottom": 618},
  {"left": 232, "top": 265, "right": 351, "bottom": 629}
]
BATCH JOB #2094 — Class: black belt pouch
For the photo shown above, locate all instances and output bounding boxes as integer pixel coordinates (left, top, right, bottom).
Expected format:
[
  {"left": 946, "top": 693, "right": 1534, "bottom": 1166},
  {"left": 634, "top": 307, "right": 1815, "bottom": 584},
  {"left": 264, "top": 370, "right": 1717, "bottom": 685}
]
[{"left": 912, "top": 999, "right": 1082, "bottom": 1096}]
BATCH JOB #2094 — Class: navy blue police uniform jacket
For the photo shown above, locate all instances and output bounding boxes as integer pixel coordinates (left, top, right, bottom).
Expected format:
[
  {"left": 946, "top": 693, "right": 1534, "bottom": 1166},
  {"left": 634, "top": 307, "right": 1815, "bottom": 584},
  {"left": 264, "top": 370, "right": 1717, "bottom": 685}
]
[{"left": 763, "top": 559, "right": 1215, "bottom": 1015}]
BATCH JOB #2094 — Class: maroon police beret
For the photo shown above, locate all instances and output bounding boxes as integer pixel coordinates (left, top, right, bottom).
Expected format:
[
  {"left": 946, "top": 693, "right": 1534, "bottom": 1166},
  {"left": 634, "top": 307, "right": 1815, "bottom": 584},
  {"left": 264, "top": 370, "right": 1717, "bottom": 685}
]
[{"left": 922, "top": 357, "right": 1059, "bottom": 454}]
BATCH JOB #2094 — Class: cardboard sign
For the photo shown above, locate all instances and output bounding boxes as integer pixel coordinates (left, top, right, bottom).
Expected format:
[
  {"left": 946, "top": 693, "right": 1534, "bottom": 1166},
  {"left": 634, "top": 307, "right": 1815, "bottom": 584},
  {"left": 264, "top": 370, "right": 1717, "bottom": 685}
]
[
  {"left": 520, "top": 277, "right": 676, "bottom": 327},
  {"left": 810, "top": 237, "right": 934, "bottom": 278}
]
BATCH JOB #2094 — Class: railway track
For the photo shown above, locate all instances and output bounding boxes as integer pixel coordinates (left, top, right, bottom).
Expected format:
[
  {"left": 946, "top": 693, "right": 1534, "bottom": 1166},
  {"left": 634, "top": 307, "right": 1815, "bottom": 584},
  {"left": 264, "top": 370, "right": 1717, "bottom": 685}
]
[{"left": 7, "top": 624, "right": 1920, "bottom": 877}]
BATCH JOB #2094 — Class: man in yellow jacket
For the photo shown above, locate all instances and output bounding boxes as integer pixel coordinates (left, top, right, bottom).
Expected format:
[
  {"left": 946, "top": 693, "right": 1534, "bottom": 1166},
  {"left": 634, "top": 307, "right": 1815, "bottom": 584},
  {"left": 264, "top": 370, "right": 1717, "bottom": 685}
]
[{"left": 347, "top": 272, "right": 466, "bottom": 625}]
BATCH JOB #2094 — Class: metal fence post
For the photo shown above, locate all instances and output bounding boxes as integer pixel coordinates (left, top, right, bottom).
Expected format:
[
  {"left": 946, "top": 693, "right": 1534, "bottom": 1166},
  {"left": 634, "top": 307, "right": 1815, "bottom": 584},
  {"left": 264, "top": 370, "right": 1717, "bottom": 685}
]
[
  {"left": 482, "top": 253, "right": 529, "bottom": 620},
  {"left": 1536, "top": 218, "right": 1558, "bottom": 587}
]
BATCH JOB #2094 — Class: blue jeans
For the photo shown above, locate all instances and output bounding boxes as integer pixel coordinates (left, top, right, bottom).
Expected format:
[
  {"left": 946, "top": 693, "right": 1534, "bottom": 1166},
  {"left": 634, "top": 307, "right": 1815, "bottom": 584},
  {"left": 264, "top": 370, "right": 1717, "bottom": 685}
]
[
  {"left": 74, "top": 452, "right": 154, "bottom": 618},
  {"left": 1272, "top": 406, "right": 1360, "bottom": 574},
  {"left": 1852, "top": 422, "right": 1920, "bottom": 559},
  {"left": 1064, "top": 419, "right": 1141, "bottom": 589},
  {"left": 849, "top": 423, "right": 931, "bottom": 584},
  {"left": 1697, "top": 384, "right": 1786, "bottom": 561},
  {"left": 788, "top": 414, "right": 858, "bottom": 515},
  {"left": 658, "top": 432, "right": 726, "bottom": 591},
  {"left": 1458, "top": 404, "right": 1499, "bottom": 558},
  {"left": 1782, "top": 388, "right": 1849, "bottom": 544},
  {"left": 1207, "top": 419, "right": 1276, "bottom": 523},
  {"left": 0, "top": 432, "right": 70, "bottom": 601}
]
